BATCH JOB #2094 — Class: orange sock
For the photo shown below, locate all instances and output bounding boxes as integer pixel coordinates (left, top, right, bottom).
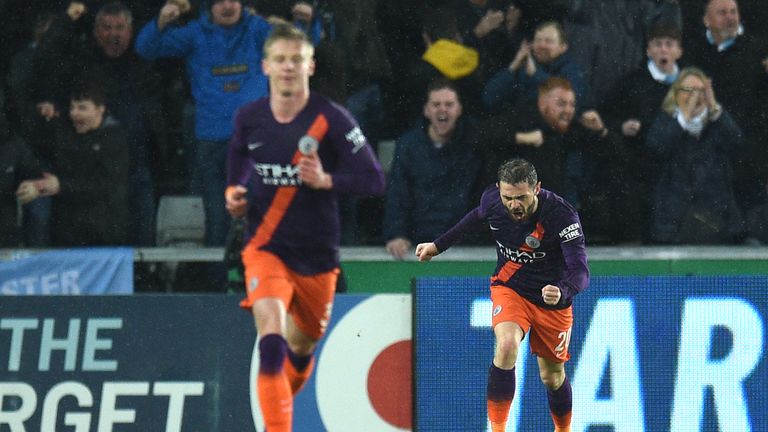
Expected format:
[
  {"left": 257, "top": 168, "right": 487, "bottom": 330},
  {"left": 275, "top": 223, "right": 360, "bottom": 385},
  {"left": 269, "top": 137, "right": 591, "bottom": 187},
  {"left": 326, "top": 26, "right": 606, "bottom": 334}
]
[
  {"left": 284, "top": 355, "right": 315, "bottom": 395},
  {"left": 258, "top": 371, "right": 292, "bottom": 432},
  {"left": 548, "top": 375, "right": 572, "bottom": 432},
  {"left": 487, "top": 364, "right": 515, "bottom": 431},
  {"left": 490, "top": 421, "right": 507, "bottom": 432},
  {"left": 488, "top": 399, "right": 512, "bottom": 431},
  {"left": 552, "top": 412, "right": 572, "bottom": 432}
]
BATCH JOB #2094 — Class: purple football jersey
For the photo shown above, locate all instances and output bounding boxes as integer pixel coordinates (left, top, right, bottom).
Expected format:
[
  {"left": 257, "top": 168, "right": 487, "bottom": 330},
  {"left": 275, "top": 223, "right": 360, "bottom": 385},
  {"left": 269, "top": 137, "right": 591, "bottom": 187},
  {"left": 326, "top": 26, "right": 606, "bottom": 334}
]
[
  {"left": 228, "top": 92, "right": 385, "bottom": 274},
  {"left": 435, "top": 186, "right": 589, "bottom": 308}
]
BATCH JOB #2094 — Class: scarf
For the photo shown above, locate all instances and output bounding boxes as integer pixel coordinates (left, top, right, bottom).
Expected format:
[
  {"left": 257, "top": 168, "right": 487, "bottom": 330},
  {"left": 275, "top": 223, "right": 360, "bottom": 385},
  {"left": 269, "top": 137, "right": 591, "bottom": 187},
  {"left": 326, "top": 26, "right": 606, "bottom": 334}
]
[
  {"left": 647, "top": 59, "right": 678, "bottom": 84},
  {"left": 676, "top": 107, "right": 709, "bottom": 137}
]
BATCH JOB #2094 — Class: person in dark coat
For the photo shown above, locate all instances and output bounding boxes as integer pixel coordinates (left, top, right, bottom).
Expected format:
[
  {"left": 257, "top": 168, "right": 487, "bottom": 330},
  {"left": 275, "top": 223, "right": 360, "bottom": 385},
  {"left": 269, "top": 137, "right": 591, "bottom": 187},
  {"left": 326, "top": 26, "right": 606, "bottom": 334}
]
[
  {"left": 682, "top": 0, "right": 768, "bottom": 212},
  {"left": 646, "top": 67, "right": 745, "bottom": 244},
  {"left": 43, "top": 85, "right": 132, "bottom": 247},
  {"left": 601, "top": 24, "right": 683, "bottom": 242},
  {"left": 482, "top": 20, "right": 591, "bottom": 113},
  {"left": 32, "top": 1, "right": 165, "bottom": 246},
  {"left": 0, "top": 90, "right": 58, "bottom": 247},
  {"left": 481, "top": 77, "right": 605, "bottom": 202},
  {"left": 481, "top": 76, "right": 628, "bottom": 243},
  {"left": 383, "top": 79, "right": 484, "bottom": 259}
]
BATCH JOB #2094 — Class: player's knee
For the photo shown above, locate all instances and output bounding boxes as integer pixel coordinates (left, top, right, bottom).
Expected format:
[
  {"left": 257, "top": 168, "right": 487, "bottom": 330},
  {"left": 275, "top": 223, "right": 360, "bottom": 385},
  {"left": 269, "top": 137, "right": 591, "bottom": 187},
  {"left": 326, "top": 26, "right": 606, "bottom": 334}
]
[
  {"left": 287, "top": 340, "right": 316, "bottom": 356},
  {"left": 286, "top": 326, "right": 319, "bottom": 356},
  {"left": 494, "top": 335, "right": 520, "bottom": 363},
  {"left": 259, "top": 333, "right": 288, "bottom": 374},
  {"left": 539, "top": 368, "right": 565, "bottom": 390}
]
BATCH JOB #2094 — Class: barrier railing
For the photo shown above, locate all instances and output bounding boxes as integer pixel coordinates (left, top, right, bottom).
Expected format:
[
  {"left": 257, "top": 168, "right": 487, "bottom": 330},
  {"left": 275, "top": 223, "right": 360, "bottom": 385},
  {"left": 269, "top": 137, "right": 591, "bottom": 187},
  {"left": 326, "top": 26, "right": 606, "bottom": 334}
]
[
  {"left": 3, "top": 245, "right": 768, "bottom": 263},
  {"left": 3, "top": 246, "right": 767, "bottom": 294}
]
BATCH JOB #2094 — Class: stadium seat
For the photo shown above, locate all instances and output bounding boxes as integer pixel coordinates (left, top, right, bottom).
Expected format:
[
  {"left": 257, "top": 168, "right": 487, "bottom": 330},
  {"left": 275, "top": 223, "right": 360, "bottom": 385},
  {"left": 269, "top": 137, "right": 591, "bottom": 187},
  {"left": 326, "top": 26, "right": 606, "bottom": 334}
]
[
  {"left": 377, "top": 139, "right": 396, "bottom": 174},
  {"left": 155, "top": 195, "right": 205, "bottom": 247}
]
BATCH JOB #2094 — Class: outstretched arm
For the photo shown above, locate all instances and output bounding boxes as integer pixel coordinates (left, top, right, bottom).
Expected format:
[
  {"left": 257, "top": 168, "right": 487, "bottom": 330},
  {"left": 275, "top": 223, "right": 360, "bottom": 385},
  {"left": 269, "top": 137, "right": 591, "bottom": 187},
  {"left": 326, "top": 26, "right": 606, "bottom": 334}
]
[
  {"left": 415, "top": 242, "right": 439, "bottom": 261},
  {"left": 416, "top": 206, "right": 485, "bottom": 262}
]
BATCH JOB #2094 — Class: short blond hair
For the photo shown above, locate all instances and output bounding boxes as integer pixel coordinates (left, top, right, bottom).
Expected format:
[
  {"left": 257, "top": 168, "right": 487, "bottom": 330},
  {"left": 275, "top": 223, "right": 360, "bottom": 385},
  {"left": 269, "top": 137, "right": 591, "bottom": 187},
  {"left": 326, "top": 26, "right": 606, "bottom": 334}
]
[
  {"left": 661, "top": 67, "right": 710, "bottom": 115},
  {"left": 262, "top": 23, "right": 314, "bottom": 58}
]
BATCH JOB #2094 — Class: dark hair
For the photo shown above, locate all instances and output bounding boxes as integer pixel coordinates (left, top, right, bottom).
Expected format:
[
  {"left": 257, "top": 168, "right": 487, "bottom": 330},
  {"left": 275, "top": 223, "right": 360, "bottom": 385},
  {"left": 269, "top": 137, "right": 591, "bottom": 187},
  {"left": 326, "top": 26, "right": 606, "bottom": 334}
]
[
  {"left": 647, "top": 24, "right": 682, "bottom": 43},
  {"left": 33, "top": 12, "right": 57, "bottom": 43},
  {"left": 498, "top": 158, "right": 538, "bottom": 186},
  {"left": 426, "top": 77, "right": 461, "bottom": 103},
  {"left": 535, "top": 20, "right": 567, "bottom": 45},
  {"left": 263, "top": 22, "right": 313, "bottom": 57},
  {"left": 96, "top": 1, "right": 133, "bottom": 26},
  {"left": 254, "top": 0, "right": 290, "bottom": 20},
  {"left": 70, "top": 83, "right": 108, "bottom": 107}
]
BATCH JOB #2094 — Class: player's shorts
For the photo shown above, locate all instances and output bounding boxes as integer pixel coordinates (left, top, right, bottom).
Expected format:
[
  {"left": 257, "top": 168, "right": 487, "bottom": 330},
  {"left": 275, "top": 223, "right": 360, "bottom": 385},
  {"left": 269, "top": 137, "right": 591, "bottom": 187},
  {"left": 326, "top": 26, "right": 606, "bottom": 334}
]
[
  {"left": 490, "top": 285, "right": 573, "bottom": 363},
  {"left": 240, "top": 248, "right": 339, "bottom": 340}
]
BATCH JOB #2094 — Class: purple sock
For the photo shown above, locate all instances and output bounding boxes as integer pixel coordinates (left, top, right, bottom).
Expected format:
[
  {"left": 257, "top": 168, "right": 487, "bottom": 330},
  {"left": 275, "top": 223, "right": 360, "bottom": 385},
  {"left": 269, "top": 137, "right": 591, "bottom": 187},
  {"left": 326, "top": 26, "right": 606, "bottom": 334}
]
[
  {"left": 487, "top": 364, "right": 516, "bottom": 401},
  {"left": 259, "top": 334, "right": 287, "bottom": 375},
  {"left": 286, "top": 348, "right": 313, "bottom": 372},
  {"left": 547, "top": 375, "right": 572, "bottom": 416}
]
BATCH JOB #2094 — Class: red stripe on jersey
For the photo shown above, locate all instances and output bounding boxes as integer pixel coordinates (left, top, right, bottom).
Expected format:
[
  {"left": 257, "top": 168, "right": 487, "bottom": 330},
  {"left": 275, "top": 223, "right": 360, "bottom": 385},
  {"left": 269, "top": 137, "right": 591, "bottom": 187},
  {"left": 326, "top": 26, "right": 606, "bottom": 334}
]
[
  {"left": 252, "top": 114, "right": 330, "bottom": 248},
  {"left": 491, "top": 222, "right": 546, "bottom": 284}
]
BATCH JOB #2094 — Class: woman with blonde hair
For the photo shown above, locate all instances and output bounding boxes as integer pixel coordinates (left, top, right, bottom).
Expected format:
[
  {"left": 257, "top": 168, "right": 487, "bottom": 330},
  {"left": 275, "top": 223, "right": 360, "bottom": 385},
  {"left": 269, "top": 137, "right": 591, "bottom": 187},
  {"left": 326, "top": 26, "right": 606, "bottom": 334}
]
[{"left": 646, "top": 67, "right": 745, "bottom": 243}]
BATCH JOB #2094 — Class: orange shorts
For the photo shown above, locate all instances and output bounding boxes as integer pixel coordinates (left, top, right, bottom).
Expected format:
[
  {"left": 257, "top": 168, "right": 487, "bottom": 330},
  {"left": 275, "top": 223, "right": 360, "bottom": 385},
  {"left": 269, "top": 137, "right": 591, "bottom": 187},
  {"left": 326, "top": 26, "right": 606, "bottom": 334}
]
[
  {"left": 240, "top": 248, "right": 338, "bottom": 340},
  {"left": 490, "top": 285, "right": 573, "bottom": 363}
]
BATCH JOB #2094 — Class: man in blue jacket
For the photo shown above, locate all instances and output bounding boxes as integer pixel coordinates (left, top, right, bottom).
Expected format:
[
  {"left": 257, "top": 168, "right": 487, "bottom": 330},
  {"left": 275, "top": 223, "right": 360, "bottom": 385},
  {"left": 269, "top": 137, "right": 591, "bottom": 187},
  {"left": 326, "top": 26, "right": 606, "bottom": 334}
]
[{"left": 136, "top": 0, "right": 271, "bottom": 247}]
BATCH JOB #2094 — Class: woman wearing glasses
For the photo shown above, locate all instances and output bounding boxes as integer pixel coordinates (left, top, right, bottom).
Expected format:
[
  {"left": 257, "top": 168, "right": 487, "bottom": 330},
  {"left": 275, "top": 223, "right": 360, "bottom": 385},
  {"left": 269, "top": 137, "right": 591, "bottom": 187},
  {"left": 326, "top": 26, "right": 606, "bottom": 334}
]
[{"left": 645, "top": 67, "right": 746, "bottom": 244}]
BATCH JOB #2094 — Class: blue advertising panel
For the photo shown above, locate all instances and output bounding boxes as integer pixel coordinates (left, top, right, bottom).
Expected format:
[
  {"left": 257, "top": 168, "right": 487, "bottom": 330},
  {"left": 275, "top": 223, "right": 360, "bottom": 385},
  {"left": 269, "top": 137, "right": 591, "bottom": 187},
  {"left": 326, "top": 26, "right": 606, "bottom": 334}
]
[
  {"left": 0, "top": 295, "right": 252, "bottom": 431},
  {"left": 0, "top": 248, "right": 133, "bottom": 295},
  {"left": 0, "top": 293, "right": 411, "bottom": 431},
  {"left": 415, "top": 276, "right": 768, "bottom": 432}
]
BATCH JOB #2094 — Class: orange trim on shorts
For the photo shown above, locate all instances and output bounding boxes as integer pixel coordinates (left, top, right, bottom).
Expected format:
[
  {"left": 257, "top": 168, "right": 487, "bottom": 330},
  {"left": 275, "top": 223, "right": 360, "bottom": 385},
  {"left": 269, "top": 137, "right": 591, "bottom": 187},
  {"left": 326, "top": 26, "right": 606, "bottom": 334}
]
[
  {"left": 490, "top": 286, "right": 572, "bottom": 363},
  {"left": 240, "top": 249, "right": 338, "bottom": 339},
  {"left": 492, "top": 222, "right": 546, "bottom": 283}
]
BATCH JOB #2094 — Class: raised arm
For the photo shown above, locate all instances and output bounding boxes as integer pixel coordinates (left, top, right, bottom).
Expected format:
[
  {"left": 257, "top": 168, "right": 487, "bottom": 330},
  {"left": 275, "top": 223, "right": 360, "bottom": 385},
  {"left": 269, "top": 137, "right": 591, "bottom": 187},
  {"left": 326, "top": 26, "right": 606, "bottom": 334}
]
[{"left": 135, "top": 3, "right": 195, "bottom": 59}]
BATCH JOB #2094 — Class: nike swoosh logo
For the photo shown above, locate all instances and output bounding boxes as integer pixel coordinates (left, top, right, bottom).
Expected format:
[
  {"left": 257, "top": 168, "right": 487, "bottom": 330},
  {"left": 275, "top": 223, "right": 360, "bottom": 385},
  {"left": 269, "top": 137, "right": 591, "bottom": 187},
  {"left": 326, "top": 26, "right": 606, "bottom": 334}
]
[
  {"left": 247, "top": 142, "right": 264, "bottom": 150},
  {"left": 490, "top": 225, "right": 500, "bottom": 231}
]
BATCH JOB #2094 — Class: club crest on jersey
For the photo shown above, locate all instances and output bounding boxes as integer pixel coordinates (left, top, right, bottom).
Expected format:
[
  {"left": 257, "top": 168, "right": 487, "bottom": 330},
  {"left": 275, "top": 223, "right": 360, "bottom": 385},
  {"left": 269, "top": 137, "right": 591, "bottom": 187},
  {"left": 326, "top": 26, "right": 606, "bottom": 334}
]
[
  {"left": 249, "top": 277, "right": 259, "bottom": 292},
  {"left": 493, "top": 305, "right": 502, "bottom": 317},
  {"left": 298, "top": 135, "right": 319, "bottom": 154},
  {"left": 525, "top": 235, "right": 541, "bottom": 249}
]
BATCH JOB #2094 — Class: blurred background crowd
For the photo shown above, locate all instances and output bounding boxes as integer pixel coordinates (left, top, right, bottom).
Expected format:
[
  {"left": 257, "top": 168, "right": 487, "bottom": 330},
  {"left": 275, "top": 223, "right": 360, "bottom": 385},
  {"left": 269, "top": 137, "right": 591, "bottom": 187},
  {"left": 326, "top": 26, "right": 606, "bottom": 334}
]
[{"left": 2, "top": 0, "right": 768, "bottom": 263}]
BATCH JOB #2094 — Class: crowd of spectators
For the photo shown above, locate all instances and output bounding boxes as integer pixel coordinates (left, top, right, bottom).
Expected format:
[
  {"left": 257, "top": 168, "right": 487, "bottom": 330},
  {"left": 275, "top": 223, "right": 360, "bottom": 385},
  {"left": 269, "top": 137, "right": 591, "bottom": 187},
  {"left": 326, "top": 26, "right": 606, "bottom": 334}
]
[{"left": 2, "top": 0, "right": 768, "bottom": 258}]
